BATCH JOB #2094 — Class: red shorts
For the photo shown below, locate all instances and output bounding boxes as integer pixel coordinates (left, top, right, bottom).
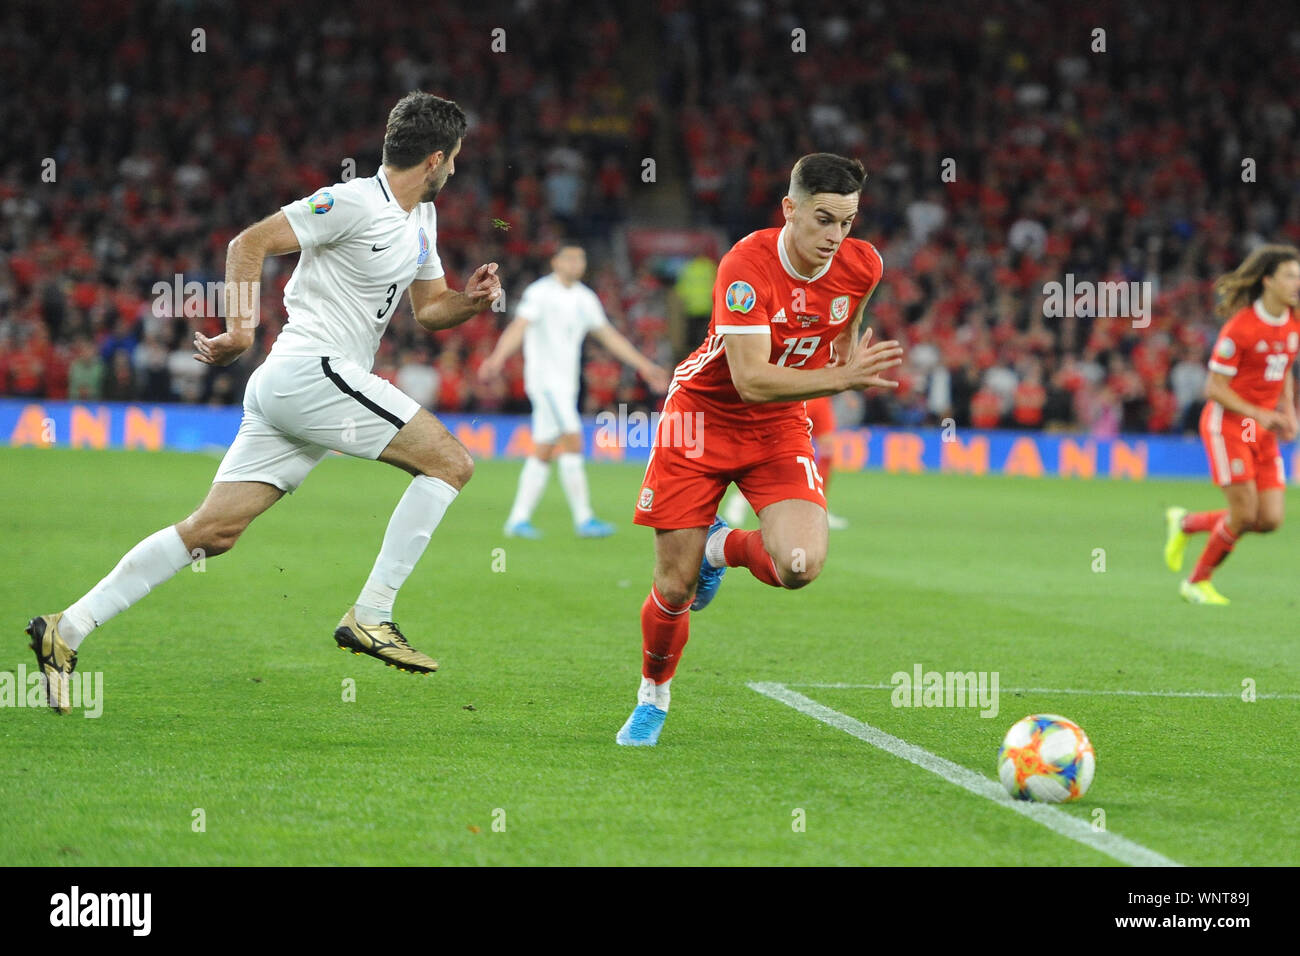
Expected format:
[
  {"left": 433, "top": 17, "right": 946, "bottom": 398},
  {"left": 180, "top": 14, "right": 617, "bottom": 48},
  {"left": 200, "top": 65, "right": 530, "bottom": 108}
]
[
  {"left": 633, "top": 397, "right": 826, "bottom": 530},
  {"left": 805, "top": 396, "right": 835, "bottom": 439},
  {"left": 1200, "top": 401, "right": 1286, "bottom": 490}
]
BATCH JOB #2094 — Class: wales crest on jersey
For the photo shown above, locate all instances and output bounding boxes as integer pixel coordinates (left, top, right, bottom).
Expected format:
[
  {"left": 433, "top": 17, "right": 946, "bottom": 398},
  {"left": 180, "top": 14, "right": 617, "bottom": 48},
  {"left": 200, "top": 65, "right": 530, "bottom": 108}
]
[{"left": 830, "top": 295, "right": 851, "bottom": 323}]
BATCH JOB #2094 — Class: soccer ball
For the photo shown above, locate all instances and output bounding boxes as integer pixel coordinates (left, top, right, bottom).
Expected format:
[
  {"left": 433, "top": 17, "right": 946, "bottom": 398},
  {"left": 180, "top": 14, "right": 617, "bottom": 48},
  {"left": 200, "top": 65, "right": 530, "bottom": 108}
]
[{"left": 997, "top": 714, "right": 1095, "bottom": 803}]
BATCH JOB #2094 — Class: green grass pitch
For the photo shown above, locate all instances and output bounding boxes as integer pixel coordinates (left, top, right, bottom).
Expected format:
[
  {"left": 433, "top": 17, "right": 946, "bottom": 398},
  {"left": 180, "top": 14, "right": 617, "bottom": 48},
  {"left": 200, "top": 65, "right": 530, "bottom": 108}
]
[{"left": 2, "top": 446, "right": 1296, "bottom": 865}]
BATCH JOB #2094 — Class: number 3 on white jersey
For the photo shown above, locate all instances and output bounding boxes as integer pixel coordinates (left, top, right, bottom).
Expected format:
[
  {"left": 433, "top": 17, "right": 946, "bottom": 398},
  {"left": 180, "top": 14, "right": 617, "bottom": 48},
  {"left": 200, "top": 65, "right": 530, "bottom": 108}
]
[
  {"left": 777, "top": 335, "right": 821, "bottom": 367},
  {"left": 796, "top": 454, "right": 824, "bottom": 491}
]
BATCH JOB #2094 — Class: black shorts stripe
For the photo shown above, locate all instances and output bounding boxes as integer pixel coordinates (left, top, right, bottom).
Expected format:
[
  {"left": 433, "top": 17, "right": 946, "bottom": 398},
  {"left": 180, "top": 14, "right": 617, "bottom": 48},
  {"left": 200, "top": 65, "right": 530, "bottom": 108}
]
[{"left": 320, "top": 357, "right": 406, "bottom": 430}]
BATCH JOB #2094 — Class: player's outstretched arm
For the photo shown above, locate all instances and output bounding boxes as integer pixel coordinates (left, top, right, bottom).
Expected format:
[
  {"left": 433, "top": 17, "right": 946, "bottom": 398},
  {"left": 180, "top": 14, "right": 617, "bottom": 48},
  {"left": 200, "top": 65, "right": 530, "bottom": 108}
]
[
  {"left": 589, "top": 325, "right": 670, "bottom": 393},
  {"left": 410, "top": 264, "right": 502, "bottom": 332},
  {"left": 477, "top": 317, "right": 527, "bottom": 382},
  {"left": 725, "top": 327, "right": 902, "bottom": 403},
  {"left": 195, "top": 211, "right": 300, "bottom": 366}
]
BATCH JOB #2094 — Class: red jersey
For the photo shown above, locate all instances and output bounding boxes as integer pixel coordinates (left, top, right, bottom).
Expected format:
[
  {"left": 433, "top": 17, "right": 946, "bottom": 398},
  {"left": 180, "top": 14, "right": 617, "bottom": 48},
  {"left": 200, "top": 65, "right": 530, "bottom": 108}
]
[
  {"left": 667, "top": 226, "right": 884, "bottom": 428},
  {"left": 1207, "top": 301, "right": 1300, "bottom": 411}
]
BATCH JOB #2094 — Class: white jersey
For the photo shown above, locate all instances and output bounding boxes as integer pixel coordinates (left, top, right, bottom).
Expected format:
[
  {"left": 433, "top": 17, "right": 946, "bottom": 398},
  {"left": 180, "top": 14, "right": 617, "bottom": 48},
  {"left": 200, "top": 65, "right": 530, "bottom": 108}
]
[
  {"left": 516, "top": 273, "right": 608, "bottom": 394},
  {"left": 273, "top": 166, "right": 444, "bottom": 370}
]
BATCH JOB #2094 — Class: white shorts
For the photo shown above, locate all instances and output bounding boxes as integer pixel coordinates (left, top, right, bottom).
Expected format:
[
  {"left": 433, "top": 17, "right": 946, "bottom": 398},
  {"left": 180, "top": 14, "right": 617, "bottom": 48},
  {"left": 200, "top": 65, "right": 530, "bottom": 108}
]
[
  {"left": 213, "top": 355, "right": 421, "bottom": 492},
  {"left": 527, "top": 386, "right": 581, "bottom": 445}
]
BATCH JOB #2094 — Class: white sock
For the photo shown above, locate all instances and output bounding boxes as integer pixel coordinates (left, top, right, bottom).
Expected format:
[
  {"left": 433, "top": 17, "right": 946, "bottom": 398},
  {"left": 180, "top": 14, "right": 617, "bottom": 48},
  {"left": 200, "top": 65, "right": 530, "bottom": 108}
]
[
  {"left": 356, "top": 475, "right": 458, "bottom": 624},
  {"left": 655, "top": 678, "right": 672, "bottom": 711},
  {"left": 506, "top": 456, "right": 550, "bottom": 527},
  {"left": 637, "top": 676, "right": 671, "bottom": 711},
  {"left": 704, "top": 526, "right": 732, "bottom": 569},
  {"left": 557, "top": 452, "right": 594, "bottom": 526},
  {"left": 61, "top": 526, "right": 193, "bottom": 650}
]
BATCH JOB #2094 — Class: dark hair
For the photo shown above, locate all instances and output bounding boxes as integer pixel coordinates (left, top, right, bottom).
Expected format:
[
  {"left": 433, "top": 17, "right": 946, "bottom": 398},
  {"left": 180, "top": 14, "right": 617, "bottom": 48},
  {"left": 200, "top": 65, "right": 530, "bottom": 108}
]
[
  {"left": 1213, "top": 244, "right": 1300, "bottom": 318},
  {"left": 382, "top": 92, "right": 468, "bottom": 170},
  {"left": 789, "top": 153, "right": 868, "bottom": 199}
]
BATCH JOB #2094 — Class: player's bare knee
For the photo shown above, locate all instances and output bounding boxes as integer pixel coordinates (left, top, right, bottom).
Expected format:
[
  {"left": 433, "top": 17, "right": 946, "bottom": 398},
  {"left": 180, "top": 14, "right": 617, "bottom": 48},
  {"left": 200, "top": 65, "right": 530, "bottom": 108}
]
[
  {"left": 182, "top": 517, "right": 240, "bottom": 557},
  {"left": 204, "top": 532, "right": 237, "bottom": 557},
  {"left": 451, "top": 450, "right": 475, "bottom": 487},
  {"left": 774, "top": 546, "right": 823, "bottom": 589},
  {"left": 653, "top": 566, "right": 697, "bottom": 606},
  {"left": 1256, "top": 516, "right": 1281, "bottom": 534},
  {"left": 778, "top": 564, "right": 822, "bottom": 589},
  {"left": 213, "top": 518, "right": 250, "bottom": 555},
  {"left": 424, "top": 446, "right": 474, "bottom": 488},
  {"left": 657, "top": 579, "right": 695, "bottom": 606}
]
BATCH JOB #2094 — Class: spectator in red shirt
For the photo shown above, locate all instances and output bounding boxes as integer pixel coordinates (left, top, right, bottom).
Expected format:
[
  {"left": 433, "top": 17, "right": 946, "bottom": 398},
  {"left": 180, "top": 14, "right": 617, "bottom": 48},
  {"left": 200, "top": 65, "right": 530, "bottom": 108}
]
[
  {"left": 1012, "top": 366, "right": 1047, "bottom": 427},
  {"left": 583, "top": 348, "right": 621, "bottom": 412},
  {"left": 436, "top": 351, "right": 466, "bottom": 411},
  {"left": 7, "top": 329, "right": 47, "bottom": 397},
  {"left": 1146, "top": 386, "right": 1177, "bottom": 433},
  {"left": 970, "top": 386, "right": 1003, "bottom": 429}
]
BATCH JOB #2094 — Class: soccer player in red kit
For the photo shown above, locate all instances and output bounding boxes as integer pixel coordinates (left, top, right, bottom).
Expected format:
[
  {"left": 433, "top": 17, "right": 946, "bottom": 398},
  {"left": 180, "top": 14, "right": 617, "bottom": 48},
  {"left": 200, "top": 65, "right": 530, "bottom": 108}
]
[
  {"left": 1164, "top": 245, "right": 1300, "bottom": 604},
  {"left": 617, "top": 154, "right": 904, "bottom": 745}
]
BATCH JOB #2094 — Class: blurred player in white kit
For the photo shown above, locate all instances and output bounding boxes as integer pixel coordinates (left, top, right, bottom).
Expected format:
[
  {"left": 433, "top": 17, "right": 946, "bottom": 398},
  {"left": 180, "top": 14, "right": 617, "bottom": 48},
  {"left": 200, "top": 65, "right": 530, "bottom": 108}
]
[{"left": 479, "top": 244, "right": 669, "bottom": 538}]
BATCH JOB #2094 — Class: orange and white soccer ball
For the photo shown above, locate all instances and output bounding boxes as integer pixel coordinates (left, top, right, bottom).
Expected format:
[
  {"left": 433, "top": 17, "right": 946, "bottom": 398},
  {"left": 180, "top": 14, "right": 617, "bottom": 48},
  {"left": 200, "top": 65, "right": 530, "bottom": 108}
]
[{"left": 997, "top": 714, "right": 1096, "bottom": 803}]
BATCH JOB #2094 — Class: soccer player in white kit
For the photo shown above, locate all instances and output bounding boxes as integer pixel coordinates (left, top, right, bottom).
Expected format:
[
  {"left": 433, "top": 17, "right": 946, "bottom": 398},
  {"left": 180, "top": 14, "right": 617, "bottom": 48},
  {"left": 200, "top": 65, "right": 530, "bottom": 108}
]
[
  {"left": 26, "top": 92, "right": 501, "bottom": 710},
  {"left": 478, "top": 245, "right": 668, "bottom": 538}
]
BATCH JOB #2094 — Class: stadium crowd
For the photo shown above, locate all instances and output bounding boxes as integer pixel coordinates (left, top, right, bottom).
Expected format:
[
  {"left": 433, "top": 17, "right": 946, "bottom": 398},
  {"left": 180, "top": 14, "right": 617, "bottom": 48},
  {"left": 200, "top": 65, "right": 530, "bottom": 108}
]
[{"left": 2, "top": 0, "right": 1298, "bottom": 436}]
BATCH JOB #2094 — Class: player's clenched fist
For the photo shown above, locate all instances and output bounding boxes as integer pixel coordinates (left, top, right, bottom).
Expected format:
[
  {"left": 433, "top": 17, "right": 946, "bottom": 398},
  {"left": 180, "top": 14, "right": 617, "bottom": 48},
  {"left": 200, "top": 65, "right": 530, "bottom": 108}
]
[
  {"left": 465, "top": 262, "right": 502, "bottom": 305},
  {"left": 839, "top": 327, "right": 903, "bottom": 391}
]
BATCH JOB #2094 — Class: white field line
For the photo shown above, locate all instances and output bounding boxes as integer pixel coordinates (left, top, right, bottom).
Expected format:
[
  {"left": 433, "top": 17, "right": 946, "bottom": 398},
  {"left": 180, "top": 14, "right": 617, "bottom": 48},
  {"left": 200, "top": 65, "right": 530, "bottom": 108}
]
[
  {"left": 748, "top": 681, "right": 1182, "bottom": 868},
  {"left": 787, "top": 682, "right": 1300, "bottom": 700}
]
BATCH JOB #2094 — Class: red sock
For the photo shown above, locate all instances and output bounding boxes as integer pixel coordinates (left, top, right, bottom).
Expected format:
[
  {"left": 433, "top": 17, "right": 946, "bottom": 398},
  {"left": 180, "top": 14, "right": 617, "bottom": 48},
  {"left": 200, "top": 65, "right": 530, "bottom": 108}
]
[
  {"left": 1189, "top": 516, "right": 1239, "bottom": 582},
  {"left": 641, "top": 584, "right": 691, "bottom": 683},
  {"left": 722, "top": 529, "right": 785, "bottom": 588},
  {"left": 1182, "top": 509, "right": 1226, "bottom": 534}
]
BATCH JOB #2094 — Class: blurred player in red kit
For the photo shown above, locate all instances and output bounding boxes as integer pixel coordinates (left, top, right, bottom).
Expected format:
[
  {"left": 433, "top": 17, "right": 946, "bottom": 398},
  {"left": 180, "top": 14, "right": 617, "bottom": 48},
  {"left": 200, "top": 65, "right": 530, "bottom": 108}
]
[
  {"left": 1165, "top": 245, "right": 1300, "bottom": 604},
  {"left": 618, "top": 154, "right": 904, "bottom": 745}
]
